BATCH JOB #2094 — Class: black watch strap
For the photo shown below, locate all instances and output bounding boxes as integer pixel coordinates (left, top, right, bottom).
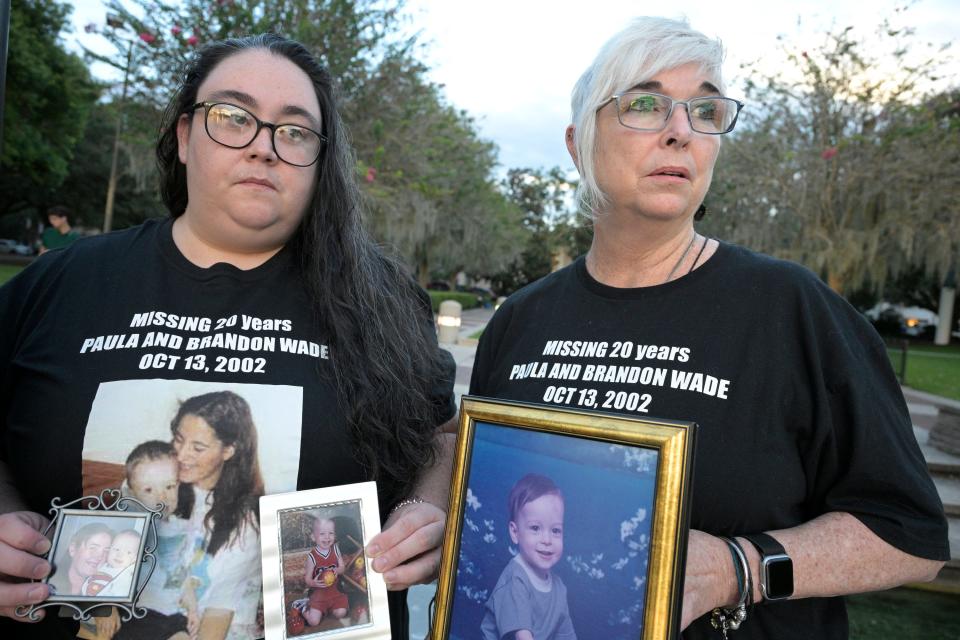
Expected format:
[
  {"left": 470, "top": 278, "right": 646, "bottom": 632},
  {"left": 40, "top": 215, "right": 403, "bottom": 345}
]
[
  {"left": 742, "top": 532, "right": 794, "bottom": 601},
  {"left": 742, "top": 532, "right": 785, "bottom": 557}
]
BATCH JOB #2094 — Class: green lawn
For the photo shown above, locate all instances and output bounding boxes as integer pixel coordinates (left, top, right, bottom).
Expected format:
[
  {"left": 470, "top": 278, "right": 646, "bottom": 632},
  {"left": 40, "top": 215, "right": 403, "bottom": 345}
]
[
  {"left": 887, "top": 342, "right": 960, "bottom": 401},
  {"left": 0, "top": 264, "right": 24, "bottom": 285},
  {"left": 848, "top": 587, "right": 960, "bottom": 639}
]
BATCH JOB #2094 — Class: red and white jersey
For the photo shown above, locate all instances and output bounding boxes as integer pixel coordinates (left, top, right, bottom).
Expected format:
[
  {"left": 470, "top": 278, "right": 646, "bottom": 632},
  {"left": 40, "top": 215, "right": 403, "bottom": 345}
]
[{"left": 307, "top": 544, "right": 341, "bottom": 587}]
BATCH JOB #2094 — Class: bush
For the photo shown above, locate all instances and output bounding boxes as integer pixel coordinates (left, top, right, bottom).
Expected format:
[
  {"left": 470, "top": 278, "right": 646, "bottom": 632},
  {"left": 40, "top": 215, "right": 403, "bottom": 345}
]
[{"left": 427, "top": 290, "right": 479, "bottom": 313}]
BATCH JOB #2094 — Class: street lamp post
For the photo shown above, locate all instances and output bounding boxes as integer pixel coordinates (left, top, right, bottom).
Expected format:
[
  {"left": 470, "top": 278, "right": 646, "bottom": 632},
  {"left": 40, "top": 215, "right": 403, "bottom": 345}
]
[{"left": 0, "top": 0, "right": 11, "bottom": 161}]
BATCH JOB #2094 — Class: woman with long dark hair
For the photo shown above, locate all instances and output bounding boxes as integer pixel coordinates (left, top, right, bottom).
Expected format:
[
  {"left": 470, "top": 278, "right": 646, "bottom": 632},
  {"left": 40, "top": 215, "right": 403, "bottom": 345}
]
[
  {"left": 171, "top": 391, "right": 263, "bottom": 556},
  {"left": 0, "top": 33, "right": 454, "bottom": 639}
]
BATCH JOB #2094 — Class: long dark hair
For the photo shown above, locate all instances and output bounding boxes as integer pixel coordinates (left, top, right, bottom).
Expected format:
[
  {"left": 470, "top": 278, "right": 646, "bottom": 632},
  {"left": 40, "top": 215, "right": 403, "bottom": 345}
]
[
  {"left": 157, "top": 34, "right": 450, "bottom": 511},
  {"left": 171, "top": 391, "right": 264, "bottom": 556}
]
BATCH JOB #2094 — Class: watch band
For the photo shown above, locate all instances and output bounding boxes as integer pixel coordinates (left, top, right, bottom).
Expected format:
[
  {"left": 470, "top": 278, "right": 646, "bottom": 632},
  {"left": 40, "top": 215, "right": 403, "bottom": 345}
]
[
  {"left": 742, "top": 532, "right": 794, "bottom": 601},
  {"left": 742, "top": 532, "right": 786, "bottom": 557}
]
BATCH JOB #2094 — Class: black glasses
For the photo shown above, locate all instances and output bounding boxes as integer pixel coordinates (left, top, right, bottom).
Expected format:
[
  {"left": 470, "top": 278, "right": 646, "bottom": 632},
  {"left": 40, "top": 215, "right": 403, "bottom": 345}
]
[
  {"left": 188, "top": 102, "right": 326, "bottom": 167},
  {"left": 600, "top": 91, "right": 744, "bottom": 135}
]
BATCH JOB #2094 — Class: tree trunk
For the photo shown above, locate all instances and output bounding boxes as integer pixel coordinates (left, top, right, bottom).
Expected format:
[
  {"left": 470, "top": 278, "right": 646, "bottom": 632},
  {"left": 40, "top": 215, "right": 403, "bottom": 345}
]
[
  {"left": 416, "top": 245, "right": 429, "bottom": 288},
  {"left": 935, "top": 285, "right": 956, "bottom": 346}
]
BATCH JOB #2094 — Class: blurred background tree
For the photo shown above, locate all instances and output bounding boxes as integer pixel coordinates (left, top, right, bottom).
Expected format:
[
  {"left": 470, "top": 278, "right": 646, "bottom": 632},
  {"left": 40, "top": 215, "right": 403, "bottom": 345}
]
[
  {"left": 703, "top": 11, "right": 958, "bottom": 299},
  {"left": 48, "top": 0, "right": 525, "bottom": 283},
  {"left": 0, "top": 0, "right": 98, "bottom": 237},
  {"left": 489, "top": 166, "right": 590, "bottom": 296},
  {"left": 2, "top": 2, "right": 954, "bottom": 302}
]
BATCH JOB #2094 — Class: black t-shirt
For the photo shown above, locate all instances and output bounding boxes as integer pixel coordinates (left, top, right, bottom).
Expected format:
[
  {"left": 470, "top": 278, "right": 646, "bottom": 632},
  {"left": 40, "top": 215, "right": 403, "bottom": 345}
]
[
  {"left": 1, "top": 218, "right": 455, "bottom": 639},
  {"left": 469, "top": 243, "right": 948, "bottom": 640}
]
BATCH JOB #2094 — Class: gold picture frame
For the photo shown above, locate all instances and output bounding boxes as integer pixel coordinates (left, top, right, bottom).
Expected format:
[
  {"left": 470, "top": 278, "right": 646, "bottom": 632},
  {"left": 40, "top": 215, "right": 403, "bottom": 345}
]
[{"left": 432, "top": 396, "right": 696, "bottom": 640}]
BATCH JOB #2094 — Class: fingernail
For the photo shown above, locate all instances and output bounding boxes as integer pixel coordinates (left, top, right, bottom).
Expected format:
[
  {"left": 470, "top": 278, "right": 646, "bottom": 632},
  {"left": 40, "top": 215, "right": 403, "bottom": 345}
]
[
  {"left": 33, "top": 539, "right": 51, "bottom": 555},
  {"left": 384, "top": 571, "right": 397, "bottom": 584},
  {"left": 28, "top": 586, "right": 47, "bottom": 602},
  {"left": 33, "top": 562, "right": 50, "bottom": 579},
  {"left": 366, "top": 544, "right": 380, "bottom": 557},
  {"left": 373, "top": 558, "right": 386, "bottom": 572}
]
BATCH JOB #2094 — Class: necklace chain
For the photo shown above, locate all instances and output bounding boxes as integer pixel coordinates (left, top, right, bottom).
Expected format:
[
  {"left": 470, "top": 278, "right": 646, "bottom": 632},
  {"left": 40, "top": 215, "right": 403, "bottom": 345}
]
[{"left": 664, "top": 232, "right": 698, "bottom": 284}]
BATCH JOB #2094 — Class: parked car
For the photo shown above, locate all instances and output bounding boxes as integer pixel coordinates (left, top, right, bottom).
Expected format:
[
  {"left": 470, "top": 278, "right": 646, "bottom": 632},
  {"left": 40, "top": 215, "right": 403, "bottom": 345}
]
[
  {"left": 459, "top": 286, "right": 496, "bottom": 308},
  {"left": 0, "top": 239, "right": 33, "bottom": 256},
  {"left": 864, "top": 302, "right": 938, "bottom": 337}
]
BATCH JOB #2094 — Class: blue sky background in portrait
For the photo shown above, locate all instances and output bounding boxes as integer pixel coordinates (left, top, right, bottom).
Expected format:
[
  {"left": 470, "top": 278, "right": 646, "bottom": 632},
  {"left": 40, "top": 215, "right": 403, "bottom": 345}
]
[{"left": 448, "top": 421, "right": 659, "bottom": 639}]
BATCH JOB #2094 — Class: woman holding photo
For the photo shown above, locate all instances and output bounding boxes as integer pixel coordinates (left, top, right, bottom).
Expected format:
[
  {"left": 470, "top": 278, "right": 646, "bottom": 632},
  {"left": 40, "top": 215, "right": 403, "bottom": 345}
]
[
  {"left": 0, "top": 33, "right": 455, "bottom": 639},
  {"left": 468, "top": 16, "right": 948, "bottom": 640}
]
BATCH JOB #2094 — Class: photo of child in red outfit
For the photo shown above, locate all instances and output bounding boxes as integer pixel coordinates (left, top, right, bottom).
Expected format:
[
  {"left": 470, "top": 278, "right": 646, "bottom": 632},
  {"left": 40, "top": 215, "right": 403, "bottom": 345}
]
[{"left": 279, "top": 502, "right": 371, "bottom": 637}]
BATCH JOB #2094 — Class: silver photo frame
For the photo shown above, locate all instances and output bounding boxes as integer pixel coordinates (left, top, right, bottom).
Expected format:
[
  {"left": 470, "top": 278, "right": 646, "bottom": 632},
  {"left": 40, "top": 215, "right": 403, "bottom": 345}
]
[
  {"left": 16, "top": 489, "right": 163, "bottom": 622},
  {"left": 260, "top": 481, "right": 391, "bottom": 640}
]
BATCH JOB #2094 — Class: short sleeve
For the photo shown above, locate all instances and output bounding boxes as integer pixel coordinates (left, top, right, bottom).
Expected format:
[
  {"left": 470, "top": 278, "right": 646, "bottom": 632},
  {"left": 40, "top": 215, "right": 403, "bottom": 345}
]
[
  {"left": 803, "top": 288, "right": 948, "bottom": 560},
  {"left": 412, "top": 284, "right": 456, "bottom": 426},
  {"left": 488, "top": 571, "right": 533, "bottom": 638},
  {"left": 469, "top": 301, "right": 513, "bottom": 397},
  {"left": 554, "top": 578, "right": 577, "bottom": 640},
  {"left": 0, "top": 253, "right": 64, "bottom": 458}
]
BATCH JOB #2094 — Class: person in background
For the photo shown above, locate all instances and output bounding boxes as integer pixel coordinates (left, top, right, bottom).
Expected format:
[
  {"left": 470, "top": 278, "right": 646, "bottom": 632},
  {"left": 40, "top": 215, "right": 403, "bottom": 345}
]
[{"left": 40, "top": 205, "right": 80, "bottom": 253}]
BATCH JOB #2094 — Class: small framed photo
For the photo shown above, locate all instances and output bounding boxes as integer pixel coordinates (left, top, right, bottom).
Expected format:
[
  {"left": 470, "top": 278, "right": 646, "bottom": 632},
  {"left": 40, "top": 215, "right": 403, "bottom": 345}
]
[
  {"left": 17, "top": 490, "right": 162, "bottom": 623},
  {"left": 260, "top": 481, "right": 390, "bottom": 640},
  {"left": 433, "top": 397, "right": 696, "bottom": 640}
]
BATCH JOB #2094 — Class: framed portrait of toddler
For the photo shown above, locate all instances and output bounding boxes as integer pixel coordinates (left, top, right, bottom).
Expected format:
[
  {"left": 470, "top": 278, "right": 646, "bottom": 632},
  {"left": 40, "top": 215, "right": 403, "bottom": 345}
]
[
  {"left": 432, "top": 397, "right": 696, "bottom": 640},
  {"left": 260, "top": 481, "right": 390, "bottom": 640}
]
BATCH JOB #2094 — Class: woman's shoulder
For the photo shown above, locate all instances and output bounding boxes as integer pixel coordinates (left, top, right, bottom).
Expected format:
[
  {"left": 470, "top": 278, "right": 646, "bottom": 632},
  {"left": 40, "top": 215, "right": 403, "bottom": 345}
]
[
  {"left": 57, "top": 218, "right": 164, "bottom": 256},
  {"left": 717, "top": 242, "right": 821, "bottom": 284},
  {"left": 713, "top": 241, "right": 843, "bottom": 304},
  {"left": 20, "top": 219, "right": 165, "bottom": 281},
  {"left": 495, "top": 260, "right": 582, "bottom": 316}
]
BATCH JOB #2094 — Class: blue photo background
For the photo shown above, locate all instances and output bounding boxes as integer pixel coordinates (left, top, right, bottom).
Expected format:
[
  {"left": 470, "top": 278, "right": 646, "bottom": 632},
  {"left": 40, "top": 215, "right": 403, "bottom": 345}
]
[{"left": 448, "top": 422, "right": 658, "bottom": 640}]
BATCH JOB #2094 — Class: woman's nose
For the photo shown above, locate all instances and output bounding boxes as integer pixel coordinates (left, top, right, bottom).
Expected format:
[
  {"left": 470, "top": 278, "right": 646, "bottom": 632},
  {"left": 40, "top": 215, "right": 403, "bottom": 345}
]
[
  {"left": 247, "top": 126, "right": 278, "bottom": 162},
  {"left": 661, "top": 103, "right": 693, "bottom": 146}
]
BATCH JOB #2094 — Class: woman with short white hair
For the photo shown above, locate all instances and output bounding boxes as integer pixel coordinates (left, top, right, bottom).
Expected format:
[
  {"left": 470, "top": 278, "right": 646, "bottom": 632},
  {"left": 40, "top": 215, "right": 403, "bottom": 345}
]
[{"left": 469, "top": 16, "right": 947, "bottom": 639}]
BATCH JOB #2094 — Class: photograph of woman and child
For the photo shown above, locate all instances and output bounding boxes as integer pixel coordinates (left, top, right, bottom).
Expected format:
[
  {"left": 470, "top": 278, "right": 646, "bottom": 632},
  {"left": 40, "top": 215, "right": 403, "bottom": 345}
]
[
  {"left": 449, "top": 422, "right": 661, "bottom": 640},
  {"left": 278, "top": 503, "right": 371, "bottom": 637},
  {"left": 46, "top": 516, "right": 145, "bottom": 600},
  {"left": 78, "top": 378, "right": 303, "bottom": 640}
]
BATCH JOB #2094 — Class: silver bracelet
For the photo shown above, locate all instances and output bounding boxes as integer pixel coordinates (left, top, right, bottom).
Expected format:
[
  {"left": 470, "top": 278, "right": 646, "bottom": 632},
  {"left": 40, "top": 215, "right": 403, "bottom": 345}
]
[
  {"left": 389, "top": 495, "right": 425, "bottom": 518},
  {"left": 710, "top": 536, "right": 751, "bottom": 638}
]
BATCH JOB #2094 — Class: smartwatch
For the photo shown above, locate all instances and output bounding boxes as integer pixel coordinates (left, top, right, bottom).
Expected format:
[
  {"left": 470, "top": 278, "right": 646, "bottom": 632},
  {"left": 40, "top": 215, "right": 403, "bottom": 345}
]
[{"left": 742, "top": 532, "right": 794, "bottom": 601}]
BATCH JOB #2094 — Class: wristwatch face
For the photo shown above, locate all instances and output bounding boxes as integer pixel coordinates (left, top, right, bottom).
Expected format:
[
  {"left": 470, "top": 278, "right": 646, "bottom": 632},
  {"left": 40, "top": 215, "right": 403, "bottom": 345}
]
[{"left": 763, "top": 555, "right": 794, "bottom": 600}]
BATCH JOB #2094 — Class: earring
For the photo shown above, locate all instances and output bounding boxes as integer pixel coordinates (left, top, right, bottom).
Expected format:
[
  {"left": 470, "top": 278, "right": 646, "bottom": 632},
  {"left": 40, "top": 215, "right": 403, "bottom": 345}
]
[{"left": 694, "top": 204, "right": 707, "bottom": 221}]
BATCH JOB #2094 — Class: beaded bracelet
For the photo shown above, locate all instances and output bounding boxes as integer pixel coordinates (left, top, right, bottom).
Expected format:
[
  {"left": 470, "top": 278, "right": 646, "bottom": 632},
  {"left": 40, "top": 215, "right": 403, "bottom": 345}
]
[
  {"left": 388, "top": 495, "right": 426, "bottom": 518},
  {"left": 710, "top": 536, "right": 752, "bottom": 638}
]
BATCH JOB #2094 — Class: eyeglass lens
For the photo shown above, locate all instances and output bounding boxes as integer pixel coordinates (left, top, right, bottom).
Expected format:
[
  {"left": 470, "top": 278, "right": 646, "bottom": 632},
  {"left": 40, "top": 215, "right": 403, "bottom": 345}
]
[
  {"left": 617, "top": 93, "right": 739, "bottom": 134},
  {"left": 205, "top": 103, "right": 322, "bottom": 166}
]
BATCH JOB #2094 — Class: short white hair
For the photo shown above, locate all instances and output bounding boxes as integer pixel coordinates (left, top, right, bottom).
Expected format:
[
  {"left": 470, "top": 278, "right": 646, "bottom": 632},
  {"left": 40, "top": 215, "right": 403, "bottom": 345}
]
[{"left": 570, "top": 16, "right": 725, "bottom": 215}]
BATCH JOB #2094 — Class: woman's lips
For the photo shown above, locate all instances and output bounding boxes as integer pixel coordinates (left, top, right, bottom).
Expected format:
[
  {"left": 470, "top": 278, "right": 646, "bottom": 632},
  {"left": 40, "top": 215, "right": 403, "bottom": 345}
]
[
  {"left": 237, "top": 177, "right": 277, "bottom": 190},
  {"left": 648, "top": 166, "right": 691, "bottom": 183},
  {"left": 647, "top": 174, "right": 689, "bottom": 184}
]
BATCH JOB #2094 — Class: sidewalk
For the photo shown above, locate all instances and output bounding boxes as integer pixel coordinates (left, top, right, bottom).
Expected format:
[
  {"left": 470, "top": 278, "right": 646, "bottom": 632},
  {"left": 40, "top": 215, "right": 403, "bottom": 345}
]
[{"left": 409, "top": 307, "right": 492, "bottom": 637}]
